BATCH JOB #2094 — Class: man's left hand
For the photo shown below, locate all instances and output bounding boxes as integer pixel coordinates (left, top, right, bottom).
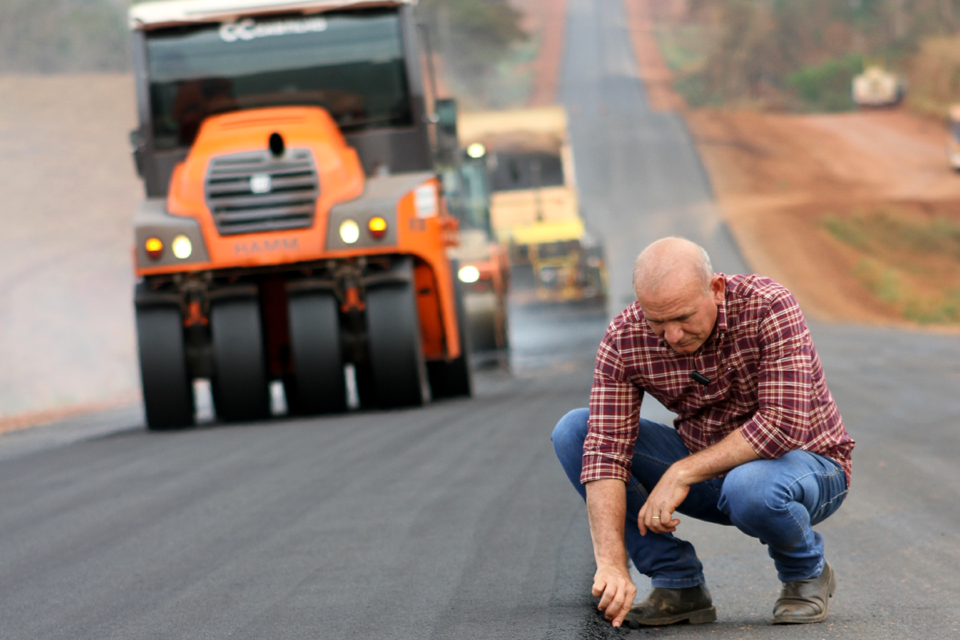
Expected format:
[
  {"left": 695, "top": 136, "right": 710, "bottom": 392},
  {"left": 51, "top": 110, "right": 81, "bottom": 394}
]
[{"left": 638, "top": 466, "right": 690, "bottom": 535}]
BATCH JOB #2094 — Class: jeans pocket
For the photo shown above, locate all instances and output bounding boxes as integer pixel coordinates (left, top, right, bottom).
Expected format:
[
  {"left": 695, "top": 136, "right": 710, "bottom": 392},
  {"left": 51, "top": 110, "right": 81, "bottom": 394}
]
[{"left": 627, "top": 477, "right": 649, "bottom": 499}]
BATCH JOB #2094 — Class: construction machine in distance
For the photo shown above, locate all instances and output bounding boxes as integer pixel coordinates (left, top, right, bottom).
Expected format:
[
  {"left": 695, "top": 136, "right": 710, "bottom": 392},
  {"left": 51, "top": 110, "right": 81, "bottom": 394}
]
[
  {"left": 458, "top": 106, "right": 606, "bottom": 304},
  {"left": 852, "top": 66, "right": 905, "bottom": 108},
  {"left": 442, "top": 139, "right": 511, "bottom": 353},
  {"left": 128, "top": 0, "right": 478, "bottom": 430}
]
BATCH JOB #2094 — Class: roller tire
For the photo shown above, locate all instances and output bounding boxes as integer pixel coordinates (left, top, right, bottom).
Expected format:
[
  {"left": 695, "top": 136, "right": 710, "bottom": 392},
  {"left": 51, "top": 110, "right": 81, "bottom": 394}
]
[
  {"left": 136, "top": 305, "right": 195, "bottom": 431},
  {"left": 365, "top": 283, "right": 428, "bottom": 408},
  {"left": 210, "top": 297, "right": 270, "bottom": 422},
  {"left": 427, "top": 273, "right": 473, "bottom": 399},
  {"left": 466, "top": 305, "right": 499, "bottom": 352},
  {"left": 352, "top": 362, "right": 377, "bottom": 410},
  {"left": 287, "top": 291, "right": 346, "bottom": 414}
]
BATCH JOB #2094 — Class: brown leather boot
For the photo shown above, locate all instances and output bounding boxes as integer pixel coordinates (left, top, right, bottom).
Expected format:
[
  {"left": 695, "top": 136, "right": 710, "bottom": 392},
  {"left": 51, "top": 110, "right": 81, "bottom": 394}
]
[
  {"left": 623, "top": 584, "right": 717, "bottom": 627},
  {"left": 772, "top": 561, "right": 837, "bottom": 624}
]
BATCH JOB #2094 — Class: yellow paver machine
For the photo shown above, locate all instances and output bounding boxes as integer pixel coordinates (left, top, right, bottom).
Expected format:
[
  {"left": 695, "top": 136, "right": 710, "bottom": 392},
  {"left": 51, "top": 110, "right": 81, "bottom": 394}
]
[{"left": 458, "top": 106, "right": 606, "bottom": 303}]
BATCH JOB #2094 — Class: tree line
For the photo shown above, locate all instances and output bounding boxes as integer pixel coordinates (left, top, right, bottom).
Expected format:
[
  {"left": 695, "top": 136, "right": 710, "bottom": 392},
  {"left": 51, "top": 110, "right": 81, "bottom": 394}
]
[
  {"left": 670, "top": 0, "right": 960, "bottom": 111},
  {"left": 0, "top": 0, "right": 526, "bottom": 92}
]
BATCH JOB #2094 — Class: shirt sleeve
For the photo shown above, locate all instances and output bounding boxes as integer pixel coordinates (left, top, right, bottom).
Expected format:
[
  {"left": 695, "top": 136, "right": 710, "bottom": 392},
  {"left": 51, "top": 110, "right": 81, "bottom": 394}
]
[
  {"left": 581, "top": 331, "right": 641, "bottom": 484},
  {"left": 738, "top": 291, "right": 817, "bottom": 459}
]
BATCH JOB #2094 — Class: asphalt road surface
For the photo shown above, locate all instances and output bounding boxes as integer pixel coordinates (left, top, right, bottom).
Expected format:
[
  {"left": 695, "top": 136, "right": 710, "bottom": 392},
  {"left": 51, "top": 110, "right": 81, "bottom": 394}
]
[{"left": 4, "top": 0, "right": 960, "bottom": 638}]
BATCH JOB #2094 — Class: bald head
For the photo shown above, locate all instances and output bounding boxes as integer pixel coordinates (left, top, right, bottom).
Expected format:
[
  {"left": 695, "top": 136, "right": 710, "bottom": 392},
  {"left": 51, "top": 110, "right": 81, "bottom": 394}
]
[
  {"left": 633, "top": 237, "right": 714, "bottom": 300},
  {"left": 632, "top": 238, "right": 722, "bottom": 354}
]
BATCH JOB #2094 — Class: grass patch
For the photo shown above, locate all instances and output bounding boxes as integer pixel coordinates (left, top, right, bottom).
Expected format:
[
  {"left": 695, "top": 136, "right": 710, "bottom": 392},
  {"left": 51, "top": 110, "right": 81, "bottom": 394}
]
[
  {"left": 656, "top": 24, "right": 712, "bottom": 74},
  {"left": 822, "top": 213, "right": 867, "bottom": 250},
  {"left": 787, "top": 54, "right": 864, "bottom": 113},
  {"left": 674, "top": 73, "right": 722, "bottom": 108},
  {"left": 824, "top": 210, "right": 960, "bottom": 258},
  {"left": 654, "top": 24, "right": 719, "bottom": 108},
  {"left": 823, "top": 209, "right": 960, "bottom": 323}
]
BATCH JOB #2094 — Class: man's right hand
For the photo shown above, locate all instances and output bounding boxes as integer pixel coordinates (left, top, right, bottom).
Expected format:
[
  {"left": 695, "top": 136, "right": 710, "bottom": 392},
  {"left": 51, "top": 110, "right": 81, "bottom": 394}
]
[
  {"left": 592, "top": 563, "right": 637, "bottom": 627},
  {"left": 585, "top": 479, "right": 635, "bottom": 627}
]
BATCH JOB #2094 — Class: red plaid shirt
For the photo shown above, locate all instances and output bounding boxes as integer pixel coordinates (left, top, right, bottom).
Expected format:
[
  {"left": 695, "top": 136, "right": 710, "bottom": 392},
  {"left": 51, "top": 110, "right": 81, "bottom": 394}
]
[{"left": 583, "top": 274, "right": 854, "bottom": 487}]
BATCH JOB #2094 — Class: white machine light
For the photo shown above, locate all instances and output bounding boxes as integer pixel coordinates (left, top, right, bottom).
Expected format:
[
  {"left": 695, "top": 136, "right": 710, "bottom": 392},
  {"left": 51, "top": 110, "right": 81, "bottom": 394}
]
[
  {"left": 171, "top": 235, "right": 193, "bottom": 260},
  {"left": 458, "top": 265, "right": 481, "bottom": 284},
  {"left": 414, "top": 183, "right": 438, "bottom": 218},
  {"left": 249, "top": 173, "right": 272, "bottom": 194},
  {"left": 466, "top": 142, "right": 486, "bottom": 158},
  {"left": 339, "top": 219, "right": 360, "bottom": 244}
]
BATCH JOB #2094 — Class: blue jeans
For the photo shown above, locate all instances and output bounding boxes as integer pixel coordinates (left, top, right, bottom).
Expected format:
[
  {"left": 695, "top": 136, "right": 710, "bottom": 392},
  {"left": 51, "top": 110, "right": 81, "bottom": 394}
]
[{"left": 551, "top": 408, "right": 848, "bottom": 588}]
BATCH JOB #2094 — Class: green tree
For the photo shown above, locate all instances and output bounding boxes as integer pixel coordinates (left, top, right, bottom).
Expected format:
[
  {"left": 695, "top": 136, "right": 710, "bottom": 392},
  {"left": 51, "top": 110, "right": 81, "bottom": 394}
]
[{"left": 678, "top": 0, "right": 960, "bottom": 111}]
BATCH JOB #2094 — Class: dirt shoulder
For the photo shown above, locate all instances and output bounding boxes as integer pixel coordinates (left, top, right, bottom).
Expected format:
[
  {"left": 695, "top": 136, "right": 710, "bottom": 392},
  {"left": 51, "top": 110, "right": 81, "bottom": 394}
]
[
  {"left": 514, "top": 0, "right": 567, "bottom": 107},
  {"left": 623, "top": 0, "right": 686, "bottom": 112},
  {"left": 623, "top": 3, "right": 960, "bottom": 328},
  {"left": 687, "top": 108, "right": 960, "bottom": 328}
]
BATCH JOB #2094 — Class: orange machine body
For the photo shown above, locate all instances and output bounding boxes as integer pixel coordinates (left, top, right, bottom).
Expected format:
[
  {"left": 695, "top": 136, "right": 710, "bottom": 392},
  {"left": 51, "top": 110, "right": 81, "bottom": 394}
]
[
  {"left": 461, "top": 242, "right": 510, "bottom": 351},
  {"left": 135, "top": 107, "right": 462, "bottom": 361}
]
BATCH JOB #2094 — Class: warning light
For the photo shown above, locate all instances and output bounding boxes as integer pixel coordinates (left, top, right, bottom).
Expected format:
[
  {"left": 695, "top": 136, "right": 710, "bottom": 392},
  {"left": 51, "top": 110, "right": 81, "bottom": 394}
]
[
  {"left": 145, "top": 237, "right": 163, "bottom": 260},
  {"left": 368, "top": 216, "right": 387, "bottom": 239}
]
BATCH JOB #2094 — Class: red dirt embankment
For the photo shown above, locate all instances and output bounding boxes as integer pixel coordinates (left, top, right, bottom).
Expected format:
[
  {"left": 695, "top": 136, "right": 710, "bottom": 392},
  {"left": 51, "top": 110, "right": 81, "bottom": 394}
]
[
  {"left": 623, "top": 0, "right": 685, "bottom": 112},
  {"left": 625, "top": 1, "right": 960, "bottom": 327},
  {"left": 687, "top": 108, "right": 960, "bottom": 327},
  {"left": 516, "top": 0, "right": 567, "bottom": 107}
]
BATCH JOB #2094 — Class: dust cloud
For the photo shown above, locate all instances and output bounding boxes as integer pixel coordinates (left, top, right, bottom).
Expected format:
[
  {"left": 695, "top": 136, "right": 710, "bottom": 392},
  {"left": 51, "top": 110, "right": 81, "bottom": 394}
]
[{"left": 0, "top": 75, "right": 141, "bottom": 418}]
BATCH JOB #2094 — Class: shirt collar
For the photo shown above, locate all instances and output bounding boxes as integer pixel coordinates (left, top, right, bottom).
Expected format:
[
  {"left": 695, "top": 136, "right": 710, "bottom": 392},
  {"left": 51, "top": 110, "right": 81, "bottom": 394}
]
[
  {"left": 699, "top": 273, "right": 729, "bottom": 351},
  {"left": 714, "top": 273, "right": 730, "bottom": 336}
]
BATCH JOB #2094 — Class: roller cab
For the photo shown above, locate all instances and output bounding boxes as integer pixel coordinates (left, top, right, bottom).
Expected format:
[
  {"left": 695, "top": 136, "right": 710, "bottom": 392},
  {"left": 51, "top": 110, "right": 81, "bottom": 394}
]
[{"left": 443, "top": 142, "right": 511, "bottom": 354}]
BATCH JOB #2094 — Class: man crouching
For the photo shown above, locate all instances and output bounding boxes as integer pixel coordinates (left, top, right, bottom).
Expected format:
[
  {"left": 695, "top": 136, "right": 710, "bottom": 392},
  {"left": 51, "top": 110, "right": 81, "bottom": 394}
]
[{"left": 551, "top": 237, "right": 854, "bottom": 628}]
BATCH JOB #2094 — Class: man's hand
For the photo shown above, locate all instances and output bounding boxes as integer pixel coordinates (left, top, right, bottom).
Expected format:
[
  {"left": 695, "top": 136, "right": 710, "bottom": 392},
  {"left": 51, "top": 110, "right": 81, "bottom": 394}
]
[
  {"left": 585, "top": 479, "right": 634, "bottom": 628},
  {"left": 592, "top": 563, "right": 637, "bottom": 627},
  {"left": 638, "top": 429, "right": 762, "bottom": 535},
  {"left": 638, "top": 465, "right": 689, "bottom": 535}
]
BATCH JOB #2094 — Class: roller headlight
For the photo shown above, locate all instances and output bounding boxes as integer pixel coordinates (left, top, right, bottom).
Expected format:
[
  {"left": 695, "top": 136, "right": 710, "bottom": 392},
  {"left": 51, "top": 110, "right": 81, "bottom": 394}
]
[
  {"left": 145, "top": 237, "right": 163, "bottom": 260},
  {"left": 339, "top": 219, "right": 360, "bottom": 244},
  {"left": 458, "top": 266, "right": 480, "bottom": 283},
  {"left": 171, "top": 235, "right": 193, "bottom": 260},
  {"left": 467, "top": 142, "right": 486, "bottom": 158}
]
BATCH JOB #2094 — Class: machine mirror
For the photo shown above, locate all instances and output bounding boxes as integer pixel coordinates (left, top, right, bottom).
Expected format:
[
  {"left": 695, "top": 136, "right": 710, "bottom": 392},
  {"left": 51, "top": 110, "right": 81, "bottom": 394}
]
[
  {"left": 129, "top": 129, "right": 146, "bottom": 178},
  {"left": 435, "top": 98, "right": 458, "bottom": 139}
]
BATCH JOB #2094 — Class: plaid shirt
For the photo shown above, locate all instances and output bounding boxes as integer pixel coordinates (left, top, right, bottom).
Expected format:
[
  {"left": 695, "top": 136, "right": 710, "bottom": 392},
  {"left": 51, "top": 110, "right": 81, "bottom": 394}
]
[{"left": 583, "top": 274, "right": 854, "bottom": 488}]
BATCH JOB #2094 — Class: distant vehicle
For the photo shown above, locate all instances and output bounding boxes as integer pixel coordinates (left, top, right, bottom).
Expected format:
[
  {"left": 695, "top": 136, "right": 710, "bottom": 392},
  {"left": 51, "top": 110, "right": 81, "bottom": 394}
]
[
  {"left": 458, "top": 106, "right": 607, "bottom": 303},
  {"left": 127, "top": 0, "right": 475, "bottom": 429},
  {"left": 442, "top": 141, "right": 511, "bottom": 353},
  {"left": 852, "top": 66, "right": 904, "bottom": 108},
  {"left": 948, "top": 105, "right": 960, "bottom": 171}
]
